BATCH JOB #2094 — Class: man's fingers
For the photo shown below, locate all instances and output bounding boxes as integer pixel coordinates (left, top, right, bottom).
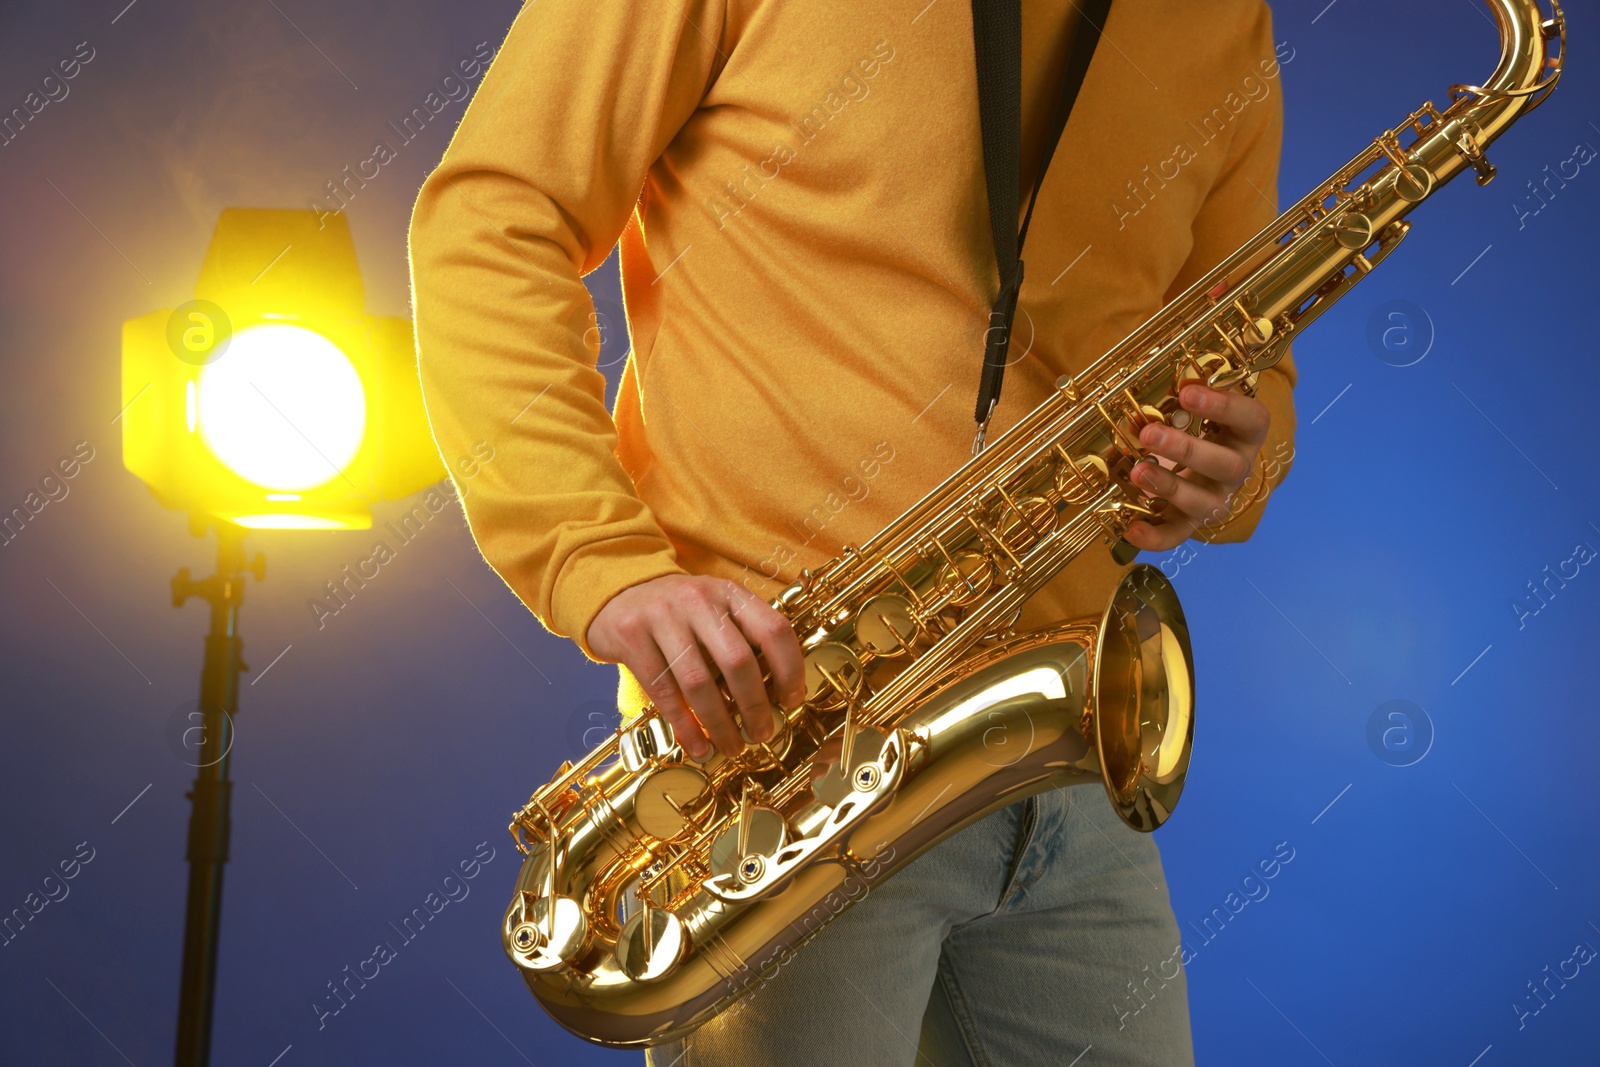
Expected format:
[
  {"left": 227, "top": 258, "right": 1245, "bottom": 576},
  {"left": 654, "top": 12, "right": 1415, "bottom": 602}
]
[
  {"left": 1130, "top": 460, "right": 1228, "bottom": 524},
  {"left": 629, "top": 640, "right": 711, "bottom": 760},
  {"left": 658, "top": 622, "right": 745, "bottom": 758},
  {"left": 1179, "top": 384, "right": 1270, "bottom": 443},
  {"left": 725, "top": 582, "right": 806, "bottom": 711},
  {"left": 588, "top": 574, "right": 812, "bottom": 762},
  {"left": 693, "top": 601, "right": 775, "bottom": 746},
  {"left": 1124, "top": 515, "right": 1194, "bottom": 552},
  {"left": 1138, "top": 422, "right": 1252, "bottom": 487},
  {"left": 1126, "top": 459, "right": 1236, "bottom": 552},
  {"left": 1115, "top": 387, "right": 1265, "bottom": 554}
]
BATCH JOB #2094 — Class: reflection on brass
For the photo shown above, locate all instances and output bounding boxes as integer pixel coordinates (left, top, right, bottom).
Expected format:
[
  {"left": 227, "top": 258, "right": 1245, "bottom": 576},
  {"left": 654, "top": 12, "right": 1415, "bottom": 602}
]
[
  {"left": 935, "top": 549, "right": 995, "bottom": 605},
  {"left": 1055, "top": 452, "right": 1109, "bottom": 504},
  {"left": 1395, "top": 163, "right": 1437, "bottom": 202},
  {"left": 803, "top": 642, "right": 864, "bottom": 707},
  {"left": 500, "top": 0, "right": 1563, "bottom": 1048},
  {"left": 709, "top": 806, "right": 787, "bottom": 879},
  {"left": 1242, "top": 316, "right": 1275, "bottom": 347},
  {"left": 996, "top": 493, "right": 1058, "bottom": 547},
  {"left": 633, "top": 767, "right": 707, "bottom": 840},
  {"left": 857, "top": 594, "right": 919, "bottom": 656},
  {"left": 810, "top": 726, "right": 889, "bottom": 808},
  {"left": 503, "top": 892, "right": 586, "bottom": 973},
  {"left": 616, "top": 907, "right": 686, "bottom": 982},
  {"left": 1334, "top": 211, "right": 1374, "bottom": 249}
]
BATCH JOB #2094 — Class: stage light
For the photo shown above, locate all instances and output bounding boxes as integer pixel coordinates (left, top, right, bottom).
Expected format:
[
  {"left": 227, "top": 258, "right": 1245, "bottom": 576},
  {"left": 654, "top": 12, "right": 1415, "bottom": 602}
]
[
  {"left": 117, "top": 208, "right": 447, "bottom": 1067},
  {"left": 121, "top": 208, "right": 442, "bottom": 529}
]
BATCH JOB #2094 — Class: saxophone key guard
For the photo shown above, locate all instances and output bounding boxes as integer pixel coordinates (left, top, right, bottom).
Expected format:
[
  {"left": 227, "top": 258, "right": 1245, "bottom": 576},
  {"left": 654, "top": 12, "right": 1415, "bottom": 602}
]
[{"left": 701, "top": 729, "right": 907, "bottom": 905}]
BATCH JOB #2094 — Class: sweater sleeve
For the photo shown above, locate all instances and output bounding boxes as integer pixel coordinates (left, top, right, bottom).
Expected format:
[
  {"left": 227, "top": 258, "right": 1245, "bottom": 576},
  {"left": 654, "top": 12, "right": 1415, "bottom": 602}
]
[
  {"left": 408, "top": 0, "right": 729, "bottom": 659},
  {"left": 1160, "top": 4, "right": 1298, "bottom": 546}
]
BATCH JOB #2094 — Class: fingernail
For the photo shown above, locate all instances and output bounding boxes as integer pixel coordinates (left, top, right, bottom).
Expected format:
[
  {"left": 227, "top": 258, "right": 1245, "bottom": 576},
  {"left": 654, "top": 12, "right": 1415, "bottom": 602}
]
[{"left": 1141, "top": 425, "right": 1162, "bottom": 447}]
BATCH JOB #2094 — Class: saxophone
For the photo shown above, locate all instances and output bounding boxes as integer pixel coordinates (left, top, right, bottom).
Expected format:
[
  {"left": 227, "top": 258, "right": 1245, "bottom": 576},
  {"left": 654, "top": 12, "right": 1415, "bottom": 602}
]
[{"left": 501, "top": 0, "right": 1564, "bottom": 1046}]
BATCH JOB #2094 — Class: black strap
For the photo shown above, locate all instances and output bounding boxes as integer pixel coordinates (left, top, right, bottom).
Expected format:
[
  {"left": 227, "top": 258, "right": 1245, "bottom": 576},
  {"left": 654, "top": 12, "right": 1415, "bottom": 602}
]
[{"left": 970, "top": 0, "right": 1112, "bottom": 451}]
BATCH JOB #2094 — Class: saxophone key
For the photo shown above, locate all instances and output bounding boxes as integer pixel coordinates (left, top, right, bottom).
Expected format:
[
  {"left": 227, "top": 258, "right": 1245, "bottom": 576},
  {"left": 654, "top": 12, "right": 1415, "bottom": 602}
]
[
  {"left": 1207, "top": 366, "right": 1250, "bottom": 388},
  {"left": 1054, "top": 452, "right": 1109, "bottom": 504},
  {"left": 856, "top": 594, "right": 920, "bottom": 657},
  {"left": 503, "top": 893, "right": 588, "bottom": 973},
  {"left": 616, "top": 906, "right": 689, "bottom": 983},
  {"left": 619, "top": 716, "right": 681, "bottom": 773},
  {"left": 1332, "top": 211, "right": 1375, "bottom": 250},
  {"left": 932, "top": 549, "right": 995, "bottom": 606},
  {"left": 1241, "top": 316, "right": 1275, "bottom": 348},
  {"left": 633, "top": 766, "right": 711, "bottom": 841},
  {"left": 803, "top": 642, "right": 865, "bottom": 707},
  {"left": 1393, "top": 162, "right": 1436, "bottom": 203},
  {"left": 995, "top": 493, "right": 1059, "bottom": 549}
]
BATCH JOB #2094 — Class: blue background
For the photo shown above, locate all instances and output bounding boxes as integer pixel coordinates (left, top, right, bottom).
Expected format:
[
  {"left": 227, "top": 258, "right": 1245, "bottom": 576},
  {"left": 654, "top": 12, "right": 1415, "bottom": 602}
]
[{"left": 0, "top": 1, "right": 1595, "bottom": 1064}]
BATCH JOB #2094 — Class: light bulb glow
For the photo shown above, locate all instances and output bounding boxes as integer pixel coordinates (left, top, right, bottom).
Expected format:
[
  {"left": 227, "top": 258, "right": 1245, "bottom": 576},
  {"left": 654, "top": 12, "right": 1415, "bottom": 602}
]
[
  {"left": 232, "top": 513, "right": 353, "bottom": 530},
  {"left": 197, "top": 324, "right": 365, "bottom": 491}
]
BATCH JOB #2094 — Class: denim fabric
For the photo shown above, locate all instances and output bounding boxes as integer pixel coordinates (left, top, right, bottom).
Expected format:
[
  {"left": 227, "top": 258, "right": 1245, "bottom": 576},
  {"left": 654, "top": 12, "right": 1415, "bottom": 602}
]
[{"left": 644, "top": 782, "right": 1193, "bottom": 1067}]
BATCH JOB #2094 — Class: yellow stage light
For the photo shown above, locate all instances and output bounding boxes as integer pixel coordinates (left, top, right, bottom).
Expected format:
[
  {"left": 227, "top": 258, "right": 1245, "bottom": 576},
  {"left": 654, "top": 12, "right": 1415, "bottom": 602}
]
[
  {"left": 121, "top": 209, "right": 443, "bottom": 529},
  {"left": 120, "top": 210, "right": 452, "bottom": 1067}
]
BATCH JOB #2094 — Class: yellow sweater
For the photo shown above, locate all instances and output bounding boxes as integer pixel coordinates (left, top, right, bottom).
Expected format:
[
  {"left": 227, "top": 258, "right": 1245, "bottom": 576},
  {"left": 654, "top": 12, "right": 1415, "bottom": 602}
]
[{"left": 409, "top": 0, "right": 1299, "bottom": 689}]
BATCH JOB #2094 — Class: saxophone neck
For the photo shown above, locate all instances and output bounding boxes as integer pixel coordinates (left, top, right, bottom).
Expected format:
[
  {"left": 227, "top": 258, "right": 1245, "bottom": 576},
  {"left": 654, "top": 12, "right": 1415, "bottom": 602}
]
[{"left": 1452, "top": 0, "right": 1564, "bottom": 135}]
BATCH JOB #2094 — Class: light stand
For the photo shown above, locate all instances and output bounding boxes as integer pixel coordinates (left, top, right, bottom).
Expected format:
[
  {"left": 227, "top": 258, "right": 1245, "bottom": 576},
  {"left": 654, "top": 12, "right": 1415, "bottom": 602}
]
[{"left": 170, "top": 521, "right": 264, "bottom": 1067}]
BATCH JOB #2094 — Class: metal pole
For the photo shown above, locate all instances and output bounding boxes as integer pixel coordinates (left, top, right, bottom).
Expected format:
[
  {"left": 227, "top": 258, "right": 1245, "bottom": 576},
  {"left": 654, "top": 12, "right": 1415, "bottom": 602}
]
[{"left": 171, "top": 523, "right": 263, "bottom": 1067}]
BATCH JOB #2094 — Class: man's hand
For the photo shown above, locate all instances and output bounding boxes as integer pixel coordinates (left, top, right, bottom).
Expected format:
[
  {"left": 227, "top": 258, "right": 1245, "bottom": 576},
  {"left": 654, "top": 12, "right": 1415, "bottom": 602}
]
[
  {"left": 587, "top": 574, "right": 807, "bottom": 761},
  {"left": 1122, "top": 382, "right": 1270, "bottom": 552}
]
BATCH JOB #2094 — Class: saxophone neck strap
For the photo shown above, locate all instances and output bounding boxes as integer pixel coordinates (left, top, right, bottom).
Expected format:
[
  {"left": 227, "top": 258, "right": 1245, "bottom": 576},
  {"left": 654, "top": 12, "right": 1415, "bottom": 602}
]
[{"left": 970, "top": 0, "right": 1112, "bottom": 452}]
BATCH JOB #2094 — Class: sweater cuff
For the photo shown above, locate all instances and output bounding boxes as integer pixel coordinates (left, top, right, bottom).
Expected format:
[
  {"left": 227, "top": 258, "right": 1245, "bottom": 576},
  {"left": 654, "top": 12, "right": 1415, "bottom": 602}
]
[{"left": 551, "top": 536, "right": 687, "bottom": 662}]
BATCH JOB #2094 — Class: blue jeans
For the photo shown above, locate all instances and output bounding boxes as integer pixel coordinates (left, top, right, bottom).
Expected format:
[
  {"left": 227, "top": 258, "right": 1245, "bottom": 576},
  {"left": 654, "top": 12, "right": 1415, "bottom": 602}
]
[{"left": 644, "top": 782, "right": 1194, "bottom": 1067}]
